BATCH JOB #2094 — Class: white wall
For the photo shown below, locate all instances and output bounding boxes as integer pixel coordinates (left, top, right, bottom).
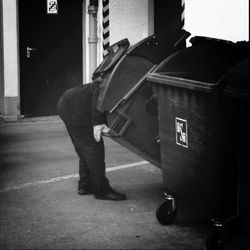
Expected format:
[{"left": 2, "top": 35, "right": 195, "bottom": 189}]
[
  {"left": 2, "top": 0, "right": 18, "bottom": 97},
  {"left": 109, "top": 0, "right": 154, "bottom": 45},
  {"left": 185, "top": 0, "right": 249, "bottom": 43}
]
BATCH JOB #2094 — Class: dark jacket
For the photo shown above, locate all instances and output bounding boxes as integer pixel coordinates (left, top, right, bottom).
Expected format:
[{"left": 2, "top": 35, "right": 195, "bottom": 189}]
[{"left": 57, "top": 82, "right": 107, "bottom": 126}]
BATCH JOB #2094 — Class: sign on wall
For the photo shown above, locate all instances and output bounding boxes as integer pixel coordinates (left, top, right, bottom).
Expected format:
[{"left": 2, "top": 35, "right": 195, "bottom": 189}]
[{"left": 47, "top": 0, "right": 58, "bottom": 14}]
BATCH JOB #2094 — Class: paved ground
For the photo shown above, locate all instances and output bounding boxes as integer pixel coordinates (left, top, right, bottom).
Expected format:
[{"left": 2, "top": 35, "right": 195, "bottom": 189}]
[{"left": 0, "top": 117, "right": 209, "bottom": 249}]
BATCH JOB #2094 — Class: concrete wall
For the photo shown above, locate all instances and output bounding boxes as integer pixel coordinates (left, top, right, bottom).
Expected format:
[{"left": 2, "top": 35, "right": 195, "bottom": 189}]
[
  {"left": 0, "top": 0, "right": 4, "bottom": 118},
  {"left": 2, "top": 0, "right": 19, "bottom": 117},
  {"left": 185, "top": 0, "right": 249, "bottom": 43},
  {"left": 109, "top": 0, "right": 154, "bottom": 45}
]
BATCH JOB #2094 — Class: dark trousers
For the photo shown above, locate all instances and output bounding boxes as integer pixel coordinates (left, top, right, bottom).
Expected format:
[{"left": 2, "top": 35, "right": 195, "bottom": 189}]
[{"left": 63, "top": 123, "right": 111, "bottom": 195}]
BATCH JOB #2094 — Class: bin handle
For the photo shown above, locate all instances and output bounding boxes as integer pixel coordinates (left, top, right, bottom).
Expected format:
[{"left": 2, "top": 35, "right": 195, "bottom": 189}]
[{"left": 109, "top": 111, "right": 132, "bottom": 137}]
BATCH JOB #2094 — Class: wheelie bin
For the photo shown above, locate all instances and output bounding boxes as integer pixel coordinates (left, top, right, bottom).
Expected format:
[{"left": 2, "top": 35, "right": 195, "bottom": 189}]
[
  {"left": 223, "top": 56, "right": 249, "bottom": 240},
  {"left": 206, "top": 56, "right": 249, "bottom": 250},
  {"left": 97, "top": 30, "right": 190, "bottom": 166},
  {"left": 147, "top": 37, "right": 249, "bottom": 223}
]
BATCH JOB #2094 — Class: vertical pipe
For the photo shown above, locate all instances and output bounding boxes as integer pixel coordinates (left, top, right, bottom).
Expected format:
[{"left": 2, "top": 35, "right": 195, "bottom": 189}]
[{"left": 88, "top": 0, "right": 98, "bottom": 80}]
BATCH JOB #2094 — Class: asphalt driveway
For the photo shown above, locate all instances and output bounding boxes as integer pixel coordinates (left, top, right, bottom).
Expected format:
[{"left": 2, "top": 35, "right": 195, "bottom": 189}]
[{"left": 0, "top": 117, "right": 208, "bottom": 249}]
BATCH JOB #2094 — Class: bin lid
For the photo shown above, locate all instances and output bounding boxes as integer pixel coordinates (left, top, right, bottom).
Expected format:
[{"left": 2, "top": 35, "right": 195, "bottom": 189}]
[
  {"left": 222, "top": 58, "right": 249, "bottom": 99},
  {"left": 189, "top": 36, "right": 235, "bottom": 47},
  {"left": 126, "top": 30, "right": 190, "bottom": 64},
  {"left": 92, "top": 38, "right": 130, "bottom": 79},
  {"left": 147, "top": 39, "right": 249, "bottom": 92},
  {"left": 97, "top": 30, "right": 191, "bottom": 112}
]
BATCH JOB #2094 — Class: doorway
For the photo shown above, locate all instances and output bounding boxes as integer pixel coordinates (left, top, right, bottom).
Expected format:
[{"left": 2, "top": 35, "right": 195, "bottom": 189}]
[{"left": 18, "top": 0, "right": 84, "bottom": 117}]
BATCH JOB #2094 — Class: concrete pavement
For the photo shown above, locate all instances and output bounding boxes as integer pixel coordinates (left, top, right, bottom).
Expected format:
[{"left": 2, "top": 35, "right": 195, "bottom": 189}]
[{"left": 0, "top": 117, "right": 208, "bottom": 249}]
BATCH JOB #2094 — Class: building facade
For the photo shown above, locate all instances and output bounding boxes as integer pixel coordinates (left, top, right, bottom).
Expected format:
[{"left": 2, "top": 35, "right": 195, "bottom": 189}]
[{"left": 0, "top": 0, "right": 248, "bottom": 121}]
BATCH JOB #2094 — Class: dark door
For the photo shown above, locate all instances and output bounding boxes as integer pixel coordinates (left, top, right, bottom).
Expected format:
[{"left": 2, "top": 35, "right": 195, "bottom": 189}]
[{"left": 19, "top": 0, "right": 83, "bottom": 117}]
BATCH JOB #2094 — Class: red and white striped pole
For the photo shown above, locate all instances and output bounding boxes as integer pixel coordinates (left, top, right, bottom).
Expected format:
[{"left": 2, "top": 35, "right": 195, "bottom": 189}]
[{"left": 102, "top": 0, "right": 110, "bottom": 57}]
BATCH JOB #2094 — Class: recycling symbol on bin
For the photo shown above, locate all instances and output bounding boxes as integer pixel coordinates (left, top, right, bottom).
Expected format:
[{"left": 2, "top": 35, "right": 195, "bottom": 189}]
[{"left": 175, "top": 117, "right": 188, "bottom": 148}]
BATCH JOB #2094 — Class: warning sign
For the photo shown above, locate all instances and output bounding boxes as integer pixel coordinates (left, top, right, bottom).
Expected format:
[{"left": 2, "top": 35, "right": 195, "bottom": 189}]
[
  {"left": 47, "top": 0, "right": 58, "bottom": 14},
  {"left": 175, "top": 117, "right": 188, "bottom": 148}
]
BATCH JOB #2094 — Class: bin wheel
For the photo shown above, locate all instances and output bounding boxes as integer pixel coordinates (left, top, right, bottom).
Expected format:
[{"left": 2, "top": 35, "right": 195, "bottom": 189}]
[
  {"left": 205, "top": 221, "right": 225, "bottom": 250},
  {"left": 206, "top": 216, "right": 248, "bottom": 250},
  {"left": 156, "top": 194, "right": 177, "bottom": 225}
]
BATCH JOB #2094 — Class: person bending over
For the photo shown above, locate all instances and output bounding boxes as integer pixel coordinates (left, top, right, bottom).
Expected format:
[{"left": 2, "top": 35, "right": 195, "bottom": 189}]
[{"left": 57, "top": 75, "right": 127, "bottom": 201}]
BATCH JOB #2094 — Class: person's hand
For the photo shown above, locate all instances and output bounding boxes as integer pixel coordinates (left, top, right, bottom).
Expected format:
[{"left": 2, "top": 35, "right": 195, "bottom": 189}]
[
  {"left": 93, "top": 125, "right": 102, "bottom": 142},
  {"left": 93, "top": 124, "right": 110, "bottom": 142},
  {"left": 101, "top": 124, "right": 110, "bottom": 135}
]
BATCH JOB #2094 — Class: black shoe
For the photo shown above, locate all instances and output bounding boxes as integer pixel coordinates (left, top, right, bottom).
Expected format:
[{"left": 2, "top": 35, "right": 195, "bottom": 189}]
[
  {"left": 78, "top": 188, "right": 92, "bottom": 195},
  {"left": 95, "top": 190, "right": 127, "bottom": 201}
]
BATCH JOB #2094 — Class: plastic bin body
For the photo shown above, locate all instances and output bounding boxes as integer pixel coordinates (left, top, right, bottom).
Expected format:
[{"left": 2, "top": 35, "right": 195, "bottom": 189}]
[
  {"left": 106, "top": 82, "right": 161, "bottom": 166},
  {"left": 153, "top": 78, "right": 236, "bottom": 221},
  {"left": 148, "top": 40, "right": 248, "bottom": 221},
  {"left": 223, "top": 57, "right": 249, "bottom": 234},
  {"left": 97, "top": 30, "right": 190, "bottom": 166}
]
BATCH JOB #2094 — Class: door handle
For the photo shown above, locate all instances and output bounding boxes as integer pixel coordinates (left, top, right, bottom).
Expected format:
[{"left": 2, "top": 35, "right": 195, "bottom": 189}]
[{"left": 27, "top": 47, "right": 37, "bottom": 58}]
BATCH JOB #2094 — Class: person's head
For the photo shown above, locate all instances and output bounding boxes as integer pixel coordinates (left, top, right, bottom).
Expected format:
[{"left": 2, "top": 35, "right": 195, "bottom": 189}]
[
  {"left": 92, "top": 72, "right": 104, "bottom": 83},
  {"left": 92, "top": 73, "right": 105, "bottom": 91},
  {"left": 93, "top": 75, "right": 103, "bottom": 83}
]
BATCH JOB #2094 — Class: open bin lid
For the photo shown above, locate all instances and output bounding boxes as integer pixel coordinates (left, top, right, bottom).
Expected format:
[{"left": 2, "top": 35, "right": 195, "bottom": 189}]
[
  {"left": 147, "top": 39, "right": 249, "bottom": 92},
  {"left": 92, "top": 38, "right": 130, "bottom": 79},
  {"left": 97, "top": 29, "right": 191, "bottom": 112},
  {"left": 189, "top": 36, "right": 235, "bottom": 47}
]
